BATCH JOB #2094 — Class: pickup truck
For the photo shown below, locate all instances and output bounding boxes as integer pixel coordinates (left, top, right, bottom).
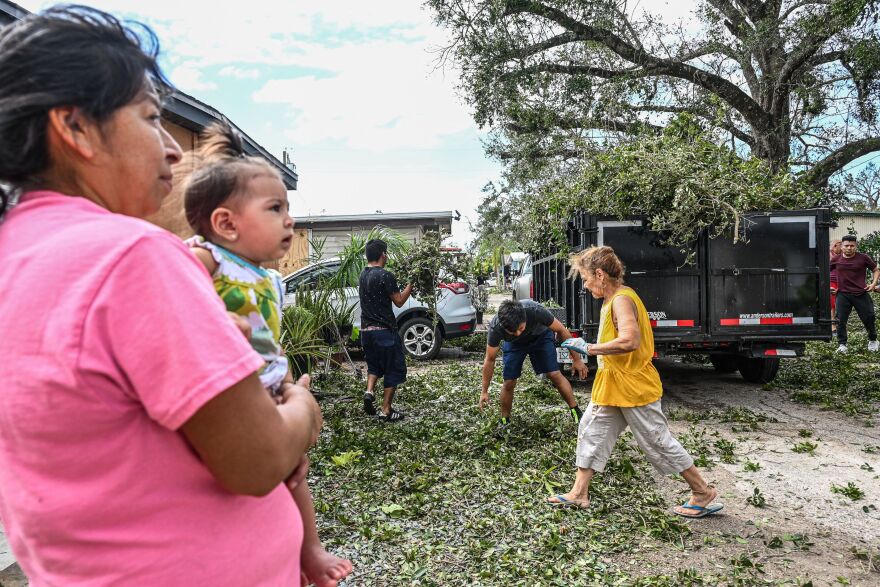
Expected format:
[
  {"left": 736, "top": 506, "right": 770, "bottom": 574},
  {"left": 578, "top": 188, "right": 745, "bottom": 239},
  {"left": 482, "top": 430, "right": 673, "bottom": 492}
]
[{"left": 531, "top": 209, "right": 833, "bottom": 383}]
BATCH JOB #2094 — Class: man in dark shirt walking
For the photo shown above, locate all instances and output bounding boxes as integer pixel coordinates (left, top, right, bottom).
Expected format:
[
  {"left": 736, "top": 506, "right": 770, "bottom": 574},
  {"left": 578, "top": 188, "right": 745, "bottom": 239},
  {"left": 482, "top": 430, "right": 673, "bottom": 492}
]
[
  {"left": 359, "top": 239, "right": 413, "bottom": 421},
  {"left": 480, "top": 300, "right": 587, "bottom": 430},
  {"left": 830, "top": 235, "right": 880, "bottom": 353}
]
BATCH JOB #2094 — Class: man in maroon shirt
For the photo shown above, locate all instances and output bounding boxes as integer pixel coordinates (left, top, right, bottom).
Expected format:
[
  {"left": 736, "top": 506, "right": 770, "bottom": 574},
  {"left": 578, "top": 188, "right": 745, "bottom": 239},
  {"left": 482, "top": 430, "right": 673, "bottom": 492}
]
[{"left": 830, "top": 235, "right": 880, "bottom": 353}]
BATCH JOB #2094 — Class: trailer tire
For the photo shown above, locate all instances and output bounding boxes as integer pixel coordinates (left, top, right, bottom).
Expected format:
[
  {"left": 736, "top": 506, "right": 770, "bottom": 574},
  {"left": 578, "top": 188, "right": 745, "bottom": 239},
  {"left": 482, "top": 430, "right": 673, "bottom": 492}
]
[
  {"left": 709, "top": 354, "right": 739, "bottom": 374},
  {"left": 736, "top": 357, "right": 780, "bottom": 384}
]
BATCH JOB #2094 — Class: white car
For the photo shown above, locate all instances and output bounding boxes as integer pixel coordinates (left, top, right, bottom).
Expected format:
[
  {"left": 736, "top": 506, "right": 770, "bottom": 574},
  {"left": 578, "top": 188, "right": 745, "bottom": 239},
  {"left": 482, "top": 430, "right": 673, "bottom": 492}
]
[
  {"left": 512, "top": 255, "right": 533, "bottom": 301},
  {"left": 282, "top": 258, "right": 477, "bottom": 360}
]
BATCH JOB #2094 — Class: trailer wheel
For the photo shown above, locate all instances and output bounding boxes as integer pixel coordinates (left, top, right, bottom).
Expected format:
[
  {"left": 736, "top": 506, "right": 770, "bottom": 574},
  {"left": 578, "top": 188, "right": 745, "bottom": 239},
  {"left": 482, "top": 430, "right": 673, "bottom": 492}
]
[
  {"left": 736, "top": 357, "right": 780, "bottom": 383},
  {"left": 709, "top": 354, "right": 738, "bottom": 374}
]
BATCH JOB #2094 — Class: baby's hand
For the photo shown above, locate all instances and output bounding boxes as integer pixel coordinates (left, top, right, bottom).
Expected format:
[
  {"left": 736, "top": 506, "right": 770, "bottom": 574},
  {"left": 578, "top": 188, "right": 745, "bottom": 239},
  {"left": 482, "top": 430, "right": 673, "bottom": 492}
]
[
  {"left": 227, "top": 312, "right": 251, "bottom": 340},
  {"left": 285, "top": 456, "right": 309, "bottom": 492}
]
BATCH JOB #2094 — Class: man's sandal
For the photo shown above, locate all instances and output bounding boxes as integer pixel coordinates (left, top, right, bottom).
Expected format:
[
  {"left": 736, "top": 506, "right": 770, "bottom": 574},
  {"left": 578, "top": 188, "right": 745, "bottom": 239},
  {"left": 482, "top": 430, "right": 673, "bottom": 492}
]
[{"left": 363, "top": 392, "right": 376, "bottom": 416}]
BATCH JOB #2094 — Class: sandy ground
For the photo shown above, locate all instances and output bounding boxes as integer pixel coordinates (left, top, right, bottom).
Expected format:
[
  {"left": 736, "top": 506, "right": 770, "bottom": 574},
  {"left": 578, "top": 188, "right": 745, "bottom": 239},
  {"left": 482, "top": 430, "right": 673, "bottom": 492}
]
[{"left": 631, "top": 360, "right": 880, "bottom": 586}]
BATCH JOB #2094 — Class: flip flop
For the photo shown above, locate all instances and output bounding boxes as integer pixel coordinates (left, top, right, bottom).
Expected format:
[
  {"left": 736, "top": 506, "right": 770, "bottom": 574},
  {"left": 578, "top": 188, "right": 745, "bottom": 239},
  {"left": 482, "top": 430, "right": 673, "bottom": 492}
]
[
  {"left": 674, "top": 502, "right": 724, "bottom": 518},
  {"left": 548, "top": 494, "right": 590, "bottom": 509}
]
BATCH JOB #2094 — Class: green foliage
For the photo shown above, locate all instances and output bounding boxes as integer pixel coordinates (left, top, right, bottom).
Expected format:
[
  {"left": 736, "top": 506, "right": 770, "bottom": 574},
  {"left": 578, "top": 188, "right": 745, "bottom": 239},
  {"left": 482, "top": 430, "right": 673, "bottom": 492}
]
[
  {"left": 747, "top": 487, "right": 767, "bottom": 508},
  {"left": 831, "top": 481, "right": 866, "bottom": 500},
  {"left": 772, "top": 331, "right": 880, "bottom": 419},
  {"left": 332, "top": 226, "right": 410, "bottom": 289},
  {"left": 521, "top": 125, "right": 826, "bottom": 255},
  {"left": 308, "top": 363, "right": 789, "bottom": 585},
  {"left": 279, "top": 304, "right": 327, "bottom": 378},
  {"left": 445, "top": 331, "right": 488, "bottom": 352},
  {"left": 392, "top": 231, "right": 472, "bottom": 322},
  {"left": 792, "top": 441, "right": 819, "bottom": 455},
  {"left": 743, "top": 459, "right": 762, "bottom": 472}
]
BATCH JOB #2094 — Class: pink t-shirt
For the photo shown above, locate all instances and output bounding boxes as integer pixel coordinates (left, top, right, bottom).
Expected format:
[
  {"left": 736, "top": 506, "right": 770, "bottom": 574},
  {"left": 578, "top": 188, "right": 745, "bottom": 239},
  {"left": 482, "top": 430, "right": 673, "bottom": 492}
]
[{"left": 0, "top": 192, "right": 302, "bottom": 586}]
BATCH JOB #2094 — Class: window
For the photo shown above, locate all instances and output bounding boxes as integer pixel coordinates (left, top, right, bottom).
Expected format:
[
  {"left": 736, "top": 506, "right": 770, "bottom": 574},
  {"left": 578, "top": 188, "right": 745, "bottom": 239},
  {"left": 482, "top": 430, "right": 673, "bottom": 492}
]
[{"left": 284, "top": 263, "right": 340, "bottom": 293}]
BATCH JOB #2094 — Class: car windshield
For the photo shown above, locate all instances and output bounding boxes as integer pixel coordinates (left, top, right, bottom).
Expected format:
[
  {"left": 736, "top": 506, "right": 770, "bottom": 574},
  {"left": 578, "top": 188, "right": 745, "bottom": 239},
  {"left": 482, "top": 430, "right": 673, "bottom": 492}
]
[{"left": 285, "top": 263, "right": 340, "bottom": 294}]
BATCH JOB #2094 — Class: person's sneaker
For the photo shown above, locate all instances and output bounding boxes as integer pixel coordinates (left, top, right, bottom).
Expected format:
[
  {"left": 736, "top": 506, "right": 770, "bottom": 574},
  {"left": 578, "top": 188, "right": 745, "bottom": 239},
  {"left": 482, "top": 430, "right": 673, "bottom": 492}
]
[
  {"left": 837, "top": 344, "right": 848, "bottom": 354},
  {"left": 363, "top": 391, "right": 376, "bottom": 415},
  {"left": 493, "top": 417, "right": 511, "bottom": 438},
  {"left": 869, "top": 340, "right": 879, "bottom": 352}
]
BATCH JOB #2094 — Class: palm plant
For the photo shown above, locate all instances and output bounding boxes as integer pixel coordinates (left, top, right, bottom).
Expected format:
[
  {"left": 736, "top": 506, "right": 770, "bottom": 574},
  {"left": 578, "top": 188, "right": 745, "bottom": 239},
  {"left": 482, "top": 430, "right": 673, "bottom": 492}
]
[
  {"left": 331, "top": 226, "right": 410, "bottom": 289},
  {"left": 279, "top": 304, "right": 328, "bottom": 378}
]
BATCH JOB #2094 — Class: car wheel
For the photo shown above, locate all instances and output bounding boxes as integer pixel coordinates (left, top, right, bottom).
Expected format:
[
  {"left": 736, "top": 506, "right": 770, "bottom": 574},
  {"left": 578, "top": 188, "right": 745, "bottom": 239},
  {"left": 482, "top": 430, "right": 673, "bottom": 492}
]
[{"left": 399, "top": 317, "right": 442, "bottom": 360}]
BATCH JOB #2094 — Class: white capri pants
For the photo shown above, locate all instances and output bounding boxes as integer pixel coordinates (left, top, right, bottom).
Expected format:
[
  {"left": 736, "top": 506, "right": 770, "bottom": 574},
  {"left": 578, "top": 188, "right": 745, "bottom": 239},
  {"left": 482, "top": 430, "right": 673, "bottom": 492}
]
[{"left": 576, "top": 399, "right": 694, "bottom": 475}]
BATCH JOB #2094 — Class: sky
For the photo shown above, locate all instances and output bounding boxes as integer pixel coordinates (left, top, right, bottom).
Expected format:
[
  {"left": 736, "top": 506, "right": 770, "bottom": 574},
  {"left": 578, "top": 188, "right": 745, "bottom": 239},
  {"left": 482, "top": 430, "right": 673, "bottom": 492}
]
[{"left": 18, "top": 0, "right": 508, "bottom": 246}]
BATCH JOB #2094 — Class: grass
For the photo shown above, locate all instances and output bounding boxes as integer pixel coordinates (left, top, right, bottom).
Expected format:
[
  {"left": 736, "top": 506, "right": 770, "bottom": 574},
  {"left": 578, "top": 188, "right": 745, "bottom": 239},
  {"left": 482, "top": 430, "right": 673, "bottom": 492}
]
[{"left": 307, "top": 364, "right": 796, "bottom": 585}]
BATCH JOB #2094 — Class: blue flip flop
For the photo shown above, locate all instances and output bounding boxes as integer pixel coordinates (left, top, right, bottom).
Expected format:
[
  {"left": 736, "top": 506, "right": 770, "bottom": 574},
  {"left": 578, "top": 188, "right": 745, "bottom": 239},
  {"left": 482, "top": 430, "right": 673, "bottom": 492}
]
[
  {"left": 675, "top": 502, "right": 724, "bottom": 518},
  {"left": 548, "top": 494, "right": 590, "bottom": 509}
]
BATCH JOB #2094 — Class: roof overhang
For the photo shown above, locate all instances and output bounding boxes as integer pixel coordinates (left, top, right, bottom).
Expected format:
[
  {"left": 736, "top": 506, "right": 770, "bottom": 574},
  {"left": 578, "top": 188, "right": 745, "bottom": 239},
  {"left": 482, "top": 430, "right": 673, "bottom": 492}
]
[
  {"left": 0, "top": 0, "right": 27, "bottom": 26},
  {"left": 297, "top": 211, "right": 456, "bottom": 228},
  {"left": 163, "top": 91, "right": 297, "bottom": 189}
]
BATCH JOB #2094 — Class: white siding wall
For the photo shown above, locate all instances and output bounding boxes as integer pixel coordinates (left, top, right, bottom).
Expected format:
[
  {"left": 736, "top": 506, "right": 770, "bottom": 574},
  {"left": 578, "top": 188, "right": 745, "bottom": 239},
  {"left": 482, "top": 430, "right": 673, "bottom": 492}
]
[
  {"left": 309, "top": 225, "right": 427, "bottom": 261},
  {"left": 831, "top": 215, "right": 880, "bottom": 240}
]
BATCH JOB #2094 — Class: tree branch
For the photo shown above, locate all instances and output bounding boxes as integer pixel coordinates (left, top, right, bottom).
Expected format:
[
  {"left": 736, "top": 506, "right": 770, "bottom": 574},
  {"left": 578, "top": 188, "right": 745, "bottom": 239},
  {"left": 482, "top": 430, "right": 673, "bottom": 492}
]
[
  {"left": 802, "top": 137, "right": 880, "bottom": 187},
  {"left": 503, "top": 0, "right": 773, "bottom": 132},
  {"left": 506, "top": 117, "right": 663, "bottom": 135},
  {"left": 780, "top": 0, "right": 831, "bottom": 22},
  {"left": 504, "top": 31, "right": 583, "bottom": 61},
  {"left": 499, "top": 61, "right": 643, "bottom": 81}
]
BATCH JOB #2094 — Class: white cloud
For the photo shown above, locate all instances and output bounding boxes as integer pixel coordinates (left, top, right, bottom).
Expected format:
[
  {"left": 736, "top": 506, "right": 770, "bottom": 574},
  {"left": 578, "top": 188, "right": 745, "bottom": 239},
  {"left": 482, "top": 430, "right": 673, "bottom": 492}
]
[
  {"left": 218, "top": 65, "right": 260, "bottom": 80},
  {"left": 251, "top": 36, "right": 474, "bottom": 151},
  {"left": 168, "top": 62, "right": 217, "bottom": 92}
]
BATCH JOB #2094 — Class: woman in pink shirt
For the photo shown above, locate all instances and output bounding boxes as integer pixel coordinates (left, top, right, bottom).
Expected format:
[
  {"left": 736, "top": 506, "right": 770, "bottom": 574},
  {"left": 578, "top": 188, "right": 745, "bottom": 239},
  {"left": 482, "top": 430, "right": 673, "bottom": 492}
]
[{"left": 0, "top": 7, "right": 330, "bottom": 586}]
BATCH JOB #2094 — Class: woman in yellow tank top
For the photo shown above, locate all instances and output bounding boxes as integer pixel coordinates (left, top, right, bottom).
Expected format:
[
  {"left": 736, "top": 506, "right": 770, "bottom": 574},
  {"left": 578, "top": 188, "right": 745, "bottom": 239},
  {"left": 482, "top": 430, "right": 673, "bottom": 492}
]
[{"left": 546, "top": 246, "right": 723, "bottom": 518}]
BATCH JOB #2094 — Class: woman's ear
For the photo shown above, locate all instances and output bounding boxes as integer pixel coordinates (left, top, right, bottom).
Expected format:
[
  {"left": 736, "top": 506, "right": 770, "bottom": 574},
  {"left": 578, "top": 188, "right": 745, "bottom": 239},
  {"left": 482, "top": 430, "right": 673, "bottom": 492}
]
[
  {"left": 210, "top": 207, "right": 238, "bottom": 242},
  {"left": 46, "top": 106, "right": 98, "bottom": 160}
]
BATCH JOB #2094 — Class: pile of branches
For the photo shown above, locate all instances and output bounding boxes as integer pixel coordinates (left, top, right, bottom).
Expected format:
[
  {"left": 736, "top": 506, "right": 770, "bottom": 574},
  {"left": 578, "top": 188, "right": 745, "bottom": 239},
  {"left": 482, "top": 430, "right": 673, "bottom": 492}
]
[
  {"left": 393, "top": 231, "right": 472, "bottom": 322},
  {"left": 515, "top": 119, "right": 835, "bottom": 257}
]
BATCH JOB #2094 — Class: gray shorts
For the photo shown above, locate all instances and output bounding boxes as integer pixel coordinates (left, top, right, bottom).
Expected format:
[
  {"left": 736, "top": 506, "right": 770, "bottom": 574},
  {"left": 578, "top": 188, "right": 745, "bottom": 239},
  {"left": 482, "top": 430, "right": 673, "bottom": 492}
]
[{"left": 576, "top": 399, "right": 694, "bottom": 475}]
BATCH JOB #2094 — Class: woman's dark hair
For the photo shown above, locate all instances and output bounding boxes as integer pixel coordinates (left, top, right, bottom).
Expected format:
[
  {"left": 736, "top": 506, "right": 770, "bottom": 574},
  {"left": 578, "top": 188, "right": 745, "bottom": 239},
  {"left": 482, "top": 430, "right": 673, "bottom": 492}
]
[
  {"left": 182, "top": 122, "right": 279, "bottom": 237},
  {"left": 0, "top": 4, "right": 168, "bottom": 218},
  {"left": 497, "top": 300, "right": 526, "bottom": 333}
]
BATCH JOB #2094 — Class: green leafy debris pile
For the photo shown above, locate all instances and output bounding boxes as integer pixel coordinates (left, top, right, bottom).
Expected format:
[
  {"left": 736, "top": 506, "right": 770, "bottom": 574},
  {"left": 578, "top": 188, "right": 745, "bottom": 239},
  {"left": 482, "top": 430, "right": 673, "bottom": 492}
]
[
  {"left": 393, "top": 231, "right": 471, "bottom": 322},
  {"left": 308, "top": 363, "right": 796, "bottom": 585},
  {"left": 771, "top": 329, "right": 880, "bottom": 420},
  {"left": 517, "top": 119, "right": 830, "bottom": 256}
]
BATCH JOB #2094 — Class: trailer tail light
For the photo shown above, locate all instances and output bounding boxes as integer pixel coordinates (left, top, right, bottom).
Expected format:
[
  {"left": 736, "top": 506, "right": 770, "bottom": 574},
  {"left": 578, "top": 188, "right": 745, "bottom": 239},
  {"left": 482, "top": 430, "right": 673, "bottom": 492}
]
[
  {"left": 764, "top": 349, "right": 797, "bottom": 357},
  {"left": 530, "top": 280, "right": 534, "bottom": 299},
  {"left": 720, "top": 316, "right": 814, "bottom": 326},
  {"left": 439, "top": 282, "right": 469, "bottom": 294},
  {"left": 649, "top": 319, "right": 695, "bottom": 328}
]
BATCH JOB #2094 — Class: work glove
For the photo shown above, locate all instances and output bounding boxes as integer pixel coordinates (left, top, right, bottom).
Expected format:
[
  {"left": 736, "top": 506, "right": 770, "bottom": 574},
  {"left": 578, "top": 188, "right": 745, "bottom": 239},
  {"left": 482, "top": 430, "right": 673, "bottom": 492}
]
[{"left": 561, "top": 337, "right": 592, "bottom": 356}]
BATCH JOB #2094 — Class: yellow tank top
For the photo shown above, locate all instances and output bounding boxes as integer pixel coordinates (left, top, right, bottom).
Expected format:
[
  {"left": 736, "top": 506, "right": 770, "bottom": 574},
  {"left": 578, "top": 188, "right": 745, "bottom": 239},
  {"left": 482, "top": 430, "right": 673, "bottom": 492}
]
[{"left": 591, "top": 287, "right": 663, "bottom": 407}]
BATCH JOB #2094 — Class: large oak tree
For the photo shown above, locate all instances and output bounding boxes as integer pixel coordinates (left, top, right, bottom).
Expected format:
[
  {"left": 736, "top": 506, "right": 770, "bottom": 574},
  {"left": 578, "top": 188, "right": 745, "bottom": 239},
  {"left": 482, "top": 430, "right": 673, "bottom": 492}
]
[{"left": 429, "top": 0, "right": 880, "bottom": 189}]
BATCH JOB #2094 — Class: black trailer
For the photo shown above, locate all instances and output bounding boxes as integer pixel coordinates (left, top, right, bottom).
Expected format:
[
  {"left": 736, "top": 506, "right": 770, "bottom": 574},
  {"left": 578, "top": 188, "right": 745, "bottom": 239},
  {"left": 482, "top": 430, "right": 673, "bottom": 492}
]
[{"left": 532, "top": 209, "right": 833, "bottom": 383}]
